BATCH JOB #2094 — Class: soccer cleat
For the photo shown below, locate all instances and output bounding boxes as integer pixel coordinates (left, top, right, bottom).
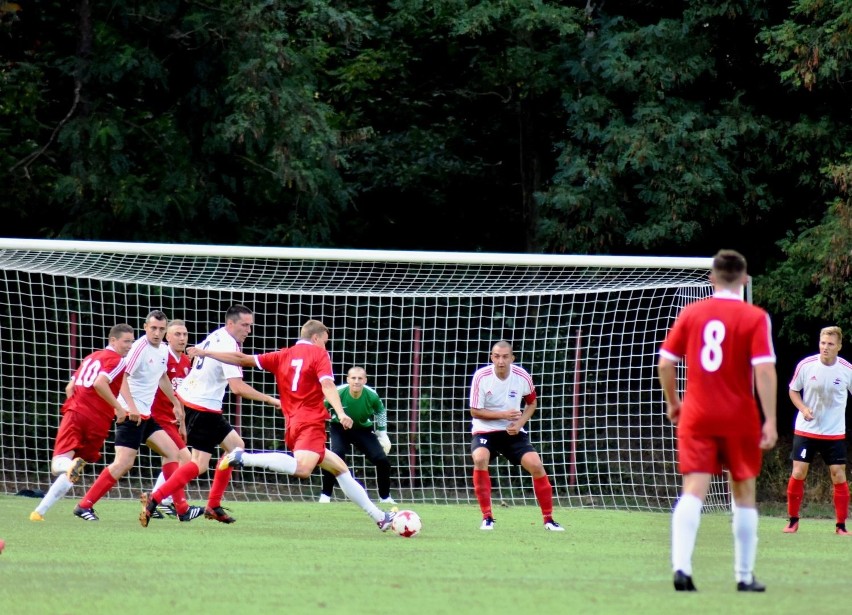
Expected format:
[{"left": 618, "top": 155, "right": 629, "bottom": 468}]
[
  {"left": 480, "top": 516, "right": 495, "bottom": 531},
  {"left": 673, "top": 570, "right": 697, "bottom": 591},
  {"left": 178, "top": 505, "right": 205, "bottom": 523},
  {"left": 318, "top": 494, "right": 331, "bottom": 504},
  {"left": 782, "top": 517, "right": 799, "bottom": 533},
  {"left": 150, "top": 508, "right": 165, "bottom": 520},
  {"left": 29, "top": 511, "right": 44, "bottom": 522},
  {"left": 157, "top": 503, "right": 178, "bottom": 518},
  {"left": 139, "top": 492, "right": 158, "bottom": 528},
  {"left": 66, "top": 457, "right": 87, "bottom": 484},
  {"left": 380, "top": 496, "right": 397, "bottom": 505},
  {"left": 737, "top": 577, "right": 766, "bottom": 592},
  {"left": 836, "top": 523, "right": 850, "bottom": 535},
  {"left": 204, "top": 506, "right": 236, "bottom": 524},
  {"left": 544, "top": 518, "right": 565, "bottom": 531},
  {"left": 218, "top": 448, "right": 244, "bottom": 471},
  {"left": 73, "top": 505, "right": 99, "bottom": 521},
  {"left": 377, "top": 510, "right": 396, "bottom": 532}
]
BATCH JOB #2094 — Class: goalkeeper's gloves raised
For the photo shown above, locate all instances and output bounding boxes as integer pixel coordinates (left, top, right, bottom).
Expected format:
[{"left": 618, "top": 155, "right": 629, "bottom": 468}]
[{"left": 376, "top": 430, "right": 392, "bottom": 454}]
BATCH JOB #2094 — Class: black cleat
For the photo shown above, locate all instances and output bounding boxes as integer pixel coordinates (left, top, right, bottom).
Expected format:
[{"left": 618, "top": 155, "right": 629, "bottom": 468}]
[
  {"left": 204, "top": 506, "right": 236, "bottom": 524},
  {"left": 737, "top": 577, "right": 766, "bottom": 592},
  {"left": 673, "top": 570, "right": 697, "bottom": 591},
  {"left": 73, "top": 505, "right": 99, "bottom": 521},
  {"left": 179, "top": 505, "right": 205, "bottom": 522}
]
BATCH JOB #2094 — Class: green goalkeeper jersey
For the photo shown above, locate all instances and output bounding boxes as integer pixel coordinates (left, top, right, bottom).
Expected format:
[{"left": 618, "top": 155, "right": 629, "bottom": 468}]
[{"left": 325, "top": 384, "right": 388, "bottom": 431}]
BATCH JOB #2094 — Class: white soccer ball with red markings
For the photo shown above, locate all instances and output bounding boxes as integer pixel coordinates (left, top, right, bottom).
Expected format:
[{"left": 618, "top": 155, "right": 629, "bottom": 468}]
[{"left": 391, "top": 509, "right": 422, "bottom": 538}]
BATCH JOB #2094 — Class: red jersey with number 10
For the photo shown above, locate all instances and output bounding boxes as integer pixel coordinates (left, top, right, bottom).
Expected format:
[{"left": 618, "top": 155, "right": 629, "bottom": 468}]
[
  {"left": 659, "top": 291, "right": 775, "bottom": 436},
  {"left": 255, "top": 340, "right": 335, "bottom": 426},
  {"left": 62, "top": 347, "right": 128, "bottom": 428}
]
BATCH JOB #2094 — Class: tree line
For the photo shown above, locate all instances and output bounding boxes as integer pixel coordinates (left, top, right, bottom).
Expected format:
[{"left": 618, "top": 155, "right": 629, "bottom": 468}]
[{"left": 2, "top": 0, "right": 851, "bottom": 398}]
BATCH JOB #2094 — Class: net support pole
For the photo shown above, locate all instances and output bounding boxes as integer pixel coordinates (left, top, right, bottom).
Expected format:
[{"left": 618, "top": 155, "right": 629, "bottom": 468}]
[
  {"left": 570, "top": 328, "right": 582, "bottom": 488},
  {"left": 409, "top": 326, "right": 421, "bottom": 487}
]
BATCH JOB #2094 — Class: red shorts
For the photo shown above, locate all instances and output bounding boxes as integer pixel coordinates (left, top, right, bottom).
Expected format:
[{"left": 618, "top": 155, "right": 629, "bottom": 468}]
[
  {"left": 151, "top": 412, "right": 187, "bottom": 449},
  {"left": 677, "top": 430, "right": 762, "bottom": 481},
  {"left": 52, "top": 411, "right": 111, "bottom": 463},
  {"left": 285, "top": 422, "right": 327, "bottom": 459}
]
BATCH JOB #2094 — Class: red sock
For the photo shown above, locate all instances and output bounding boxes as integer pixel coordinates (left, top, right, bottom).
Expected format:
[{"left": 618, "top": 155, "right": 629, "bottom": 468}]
[
  {"left": 533, "top": 474, "right": 554, "bottom": 520},
  {"left": 787, "top": 476, "right": 805, "bottom": 518},
  {"left": 834, "top": 482, "right": 849, "bottom": 524},
  {"left": 162, "top": 461, "right": 190, "bottom": 514},
  {"left": 206, "top": 465, "right": 233, "bottom": 509},
  {"left": 154, "top": 462, "right": 199, "bottom": 503},
  {"left": 473, "top": 469, "right": 492, "bottom": 518},
  {"left": 79, "top": 468, "right": 117, "bottom": 509}
]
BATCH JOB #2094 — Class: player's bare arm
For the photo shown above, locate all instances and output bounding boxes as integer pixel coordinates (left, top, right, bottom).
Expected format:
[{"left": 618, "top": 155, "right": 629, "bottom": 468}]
[
  {"left": 788, "top": 388, "right": 814, "bottom": 421},
  {"left": 471, "top": 408, "right": 522, "bottom": 421},
  {"left": 755, "top": 362, "right": 778, "bottom": 450},
  {"left": 158, "top": 373, "right": 184, "bottom": 423},
  {"left": 93, "top": 374, "right": 127, "bottom": 424},
  {"left": 64, "top": 378, "right": 75, "bottom": 399},
  {"left": 226, "top": 377, "right": 280, "bottom": 408},
  {"left": 187, "top": 346, "right": 255, "bottom": 367},
  {"left": 508, "top": 400, "right": 537, "bottom": 435},
  {"left": 323, "top": 379, "right": 352, "bottom": 428},
  {"left": 657, "top": 357, "right": 682, "bottom": 424},
  {"left": 118, "top": 374, "right": 142, "bottom": 424}
]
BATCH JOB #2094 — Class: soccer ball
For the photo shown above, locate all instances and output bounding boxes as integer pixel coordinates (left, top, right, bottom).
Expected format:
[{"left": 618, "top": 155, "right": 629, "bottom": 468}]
[{"left": 391, "top": 509, "right": 422, "bottom": 538}]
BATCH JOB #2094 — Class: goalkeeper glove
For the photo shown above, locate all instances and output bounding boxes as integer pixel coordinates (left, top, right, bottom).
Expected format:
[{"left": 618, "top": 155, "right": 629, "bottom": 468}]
[{"left": 376, "top": 430, "right": 392, "bottom": 454}]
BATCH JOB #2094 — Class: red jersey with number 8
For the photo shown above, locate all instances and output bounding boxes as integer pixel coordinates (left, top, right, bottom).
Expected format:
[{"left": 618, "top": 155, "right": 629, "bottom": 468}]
[{"left": 659, "top": 291, "right": 776, "bottom": 436}]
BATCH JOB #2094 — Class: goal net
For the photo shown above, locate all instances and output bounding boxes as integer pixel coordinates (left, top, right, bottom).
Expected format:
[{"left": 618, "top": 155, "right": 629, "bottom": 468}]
[{"left": 0, "top": 239, "right": 733, "bottom": 511}]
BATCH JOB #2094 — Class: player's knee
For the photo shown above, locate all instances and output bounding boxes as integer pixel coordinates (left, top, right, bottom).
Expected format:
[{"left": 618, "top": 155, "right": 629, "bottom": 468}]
[
  {"left": 293, "top": 468, "right": 312, "bottom": 480},
  {"left": 51, "top": 457, "right": 72, "bottom": 475}
]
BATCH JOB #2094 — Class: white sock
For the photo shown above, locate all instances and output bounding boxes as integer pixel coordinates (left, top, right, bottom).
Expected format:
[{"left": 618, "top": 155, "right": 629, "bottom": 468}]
[
  {"left": 152, "top": 472, "right": 173, "bottom": 505},
  {"left": 733, "top": 506, "right": 758, "bottom": 584},
  {"left": 335, "top": 471, "right": 384, "bottom": 521},
  {"left": 671, "top": 493, "right": 703, "bottom": 575},
  {"left": 34, "top": 474, "right": 74, "bottom": 516},
  {"left": 243, "top": 452, "right": 297, "bottom": 474}
]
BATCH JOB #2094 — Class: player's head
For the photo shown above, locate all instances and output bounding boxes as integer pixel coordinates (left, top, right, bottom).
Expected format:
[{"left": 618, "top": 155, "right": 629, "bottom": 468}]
[
  {"left": 346, "top": 366, "right": 368, "bottom": 390},
  {"left": 819, "top": 326, "right": 842, "bottom": 362},
  {"left": 300, "top": 319, "right": 329, "bottom": 347},
  {"left": 710, "top": 249, "right": 747, "bottom": 288},
  {"left": 490, "top": 340, "right": 515, "bottom": 376},
  {"left": 224, "top": 305, "right": 254, "bottom": 343},
  {"left": 143, "top": 310, "right": 169, "bottom": 346},
  {"left": 166, "top": 319, "right": 189, "bottom": 353},
  {"left": 108, "top": 323, "right": 135, "bottom": 356}
]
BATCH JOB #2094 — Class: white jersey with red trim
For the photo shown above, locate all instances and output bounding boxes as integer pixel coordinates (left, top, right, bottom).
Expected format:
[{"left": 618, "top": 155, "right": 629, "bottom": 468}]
[
  {"left": 790, "top": 354, "right": 852, "bottom": 438},
  {"left": 469, "top": 364, "right": 537, "bottom": 434},
  {"left": 118, "top": 336, "right": 168, "bottom": 417},
  {"left": 176, "top": 326, "right": 243, "bottom": 413}
]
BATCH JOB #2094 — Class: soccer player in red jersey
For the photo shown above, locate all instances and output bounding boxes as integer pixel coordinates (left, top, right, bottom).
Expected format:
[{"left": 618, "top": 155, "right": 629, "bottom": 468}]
[
  {"left": 658, "top": 249, "right": 777, "bottom": 593},
  {"left": 30, "top": 324, "right": 135, "bottom": 521},
  {"left": 151, "top": 319, "right": 396, "bottom": 532}
]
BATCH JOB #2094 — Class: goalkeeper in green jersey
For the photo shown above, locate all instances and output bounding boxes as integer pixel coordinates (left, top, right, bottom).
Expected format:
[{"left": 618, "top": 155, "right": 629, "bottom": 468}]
[{"left": 319, "top": 366, "right": 396, "bottom": 505}]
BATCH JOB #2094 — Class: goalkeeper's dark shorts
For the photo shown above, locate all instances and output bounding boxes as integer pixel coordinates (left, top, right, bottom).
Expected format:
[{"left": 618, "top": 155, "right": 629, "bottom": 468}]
[{"left": 470, "top": 430, "right": 535, "bottom": 466}]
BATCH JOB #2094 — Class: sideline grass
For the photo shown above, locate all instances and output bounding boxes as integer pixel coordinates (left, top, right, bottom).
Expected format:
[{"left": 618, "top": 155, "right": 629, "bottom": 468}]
[{"left": 0, "top": 495, "right": 845, "bottom": 614}]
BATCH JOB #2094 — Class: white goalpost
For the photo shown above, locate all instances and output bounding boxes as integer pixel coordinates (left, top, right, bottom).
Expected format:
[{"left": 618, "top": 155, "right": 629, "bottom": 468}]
[{"left": 0, "top": 238, "right": 733, "bottom": 511}]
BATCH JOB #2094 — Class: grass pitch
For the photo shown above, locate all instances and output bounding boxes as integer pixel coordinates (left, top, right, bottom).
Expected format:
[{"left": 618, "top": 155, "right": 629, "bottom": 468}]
[{"left": 0, "top": 495, "right": 844, "bottom": 614}]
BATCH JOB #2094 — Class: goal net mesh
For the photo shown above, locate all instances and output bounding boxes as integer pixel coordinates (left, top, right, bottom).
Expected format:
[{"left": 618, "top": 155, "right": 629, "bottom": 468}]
[{"left": 0, "top": 241, "right": 733, "bottom": 511}]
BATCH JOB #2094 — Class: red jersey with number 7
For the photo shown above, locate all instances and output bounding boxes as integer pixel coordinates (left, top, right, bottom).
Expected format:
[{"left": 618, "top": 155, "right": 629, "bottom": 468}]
[
  {"left": 659, "top": 291, "right": 776, "bottom": 436},
  {"left": 255, "top": 340, "right": 335, "bottom": 426}
]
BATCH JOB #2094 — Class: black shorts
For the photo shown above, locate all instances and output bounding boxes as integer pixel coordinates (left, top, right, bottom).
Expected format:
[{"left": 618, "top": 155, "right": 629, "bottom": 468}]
[
  {"left": 114, "top": 417, "right": 163, "bottom": 450},
  {"left": 470, "top": 431, "right": 536, "bottom": 466},
  {"left": 184, "top": 407, "right": 234, "bottom": 455},
  {"left": 328, "top": 422, "right": 387, "bottom": 463},
  {"left": 790, "top": 434, "right": 847, "bottom": 466}
]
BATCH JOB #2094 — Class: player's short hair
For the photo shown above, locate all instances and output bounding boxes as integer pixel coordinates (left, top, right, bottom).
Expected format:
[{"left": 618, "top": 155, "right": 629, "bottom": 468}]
[
  {"left": 348, "top": 365, "right": 367, "bottom": 377},
  {"left": 145, "top": 310, "right": 168, "bottom": 324},
  {"left": 168, "top": 319, "right": 187, "bottom": 329},
  {"left": 225, "top": 305, "right": 253, "bottom": 323},
  {"left": 109, "top": 323, "right": 134, "bottom": 339},
  {"left": 820, "top": 326, "right": 843, "bottom": 345},
  {"left": 491, "top": 340, "right": 513, "bottom": 354},
  {"left": 711, "top": 249, "right": 747, "bottom": 284},
  {"left": 301, "top": 319, "right": 329, "bottom": 340}
]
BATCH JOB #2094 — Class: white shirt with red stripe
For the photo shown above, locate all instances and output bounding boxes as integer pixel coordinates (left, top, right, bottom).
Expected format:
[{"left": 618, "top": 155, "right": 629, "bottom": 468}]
[
  {"left": 118, "top": 336, "right": 168, "bottom": 417},
  {"left": 790, "top": 355, "right": 852, "bottom": 438},
  {"left": 176, "top": 326, "right": 243, "bottom": 413},
  {"left": 469, "top": 364, "right": 537, "bottom": 434}
]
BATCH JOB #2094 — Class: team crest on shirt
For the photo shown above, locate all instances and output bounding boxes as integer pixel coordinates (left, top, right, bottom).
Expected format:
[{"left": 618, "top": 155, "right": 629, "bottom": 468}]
[
  {"left": 508, "top": 390, "right": 517, "bottom": 399},
  {"left": 835, "top": 378, "right": 843, "bottom": 386}
]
